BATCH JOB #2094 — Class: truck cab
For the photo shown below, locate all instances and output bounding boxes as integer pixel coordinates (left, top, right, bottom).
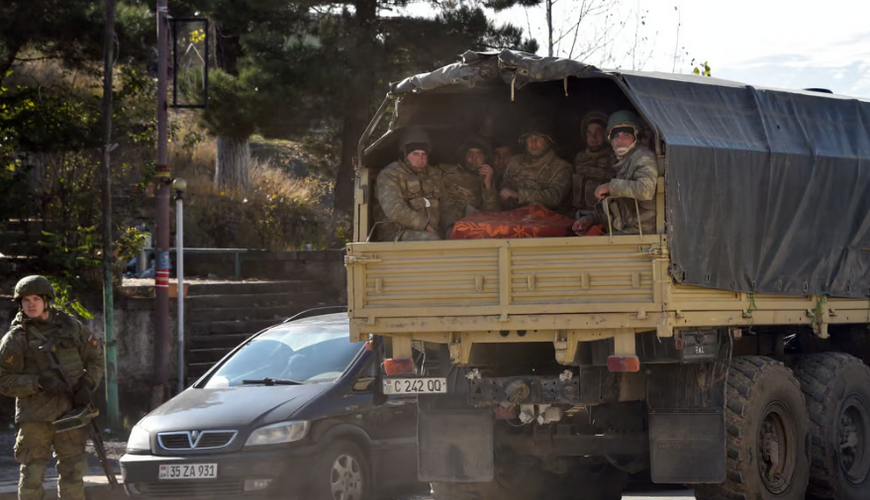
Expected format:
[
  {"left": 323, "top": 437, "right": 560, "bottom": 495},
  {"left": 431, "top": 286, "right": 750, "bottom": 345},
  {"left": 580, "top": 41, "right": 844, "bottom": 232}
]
[{"left": 346, "top": 50, "right": 870, "bottom": 500}]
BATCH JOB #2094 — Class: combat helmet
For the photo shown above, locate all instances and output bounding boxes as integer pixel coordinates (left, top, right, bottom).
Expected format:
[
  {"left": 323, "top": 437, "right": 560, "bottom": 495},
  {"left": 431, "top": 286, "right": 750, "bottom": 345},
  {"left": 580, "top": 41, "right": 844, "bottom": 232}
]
[
  {"left": 518, "top": 117, "right": 555, "bottom": 144},
  {"left": 606, "top": 110, "right": 643, "bottom": 142},
  {"left": 13, "top": 275, "right": 56, "bottom": 301},
  {"left": 581, "top": 111, "right": 609, "bottom": 135},
  {"left": 400, "top": 126, "right": 431, "bottom": 155}
]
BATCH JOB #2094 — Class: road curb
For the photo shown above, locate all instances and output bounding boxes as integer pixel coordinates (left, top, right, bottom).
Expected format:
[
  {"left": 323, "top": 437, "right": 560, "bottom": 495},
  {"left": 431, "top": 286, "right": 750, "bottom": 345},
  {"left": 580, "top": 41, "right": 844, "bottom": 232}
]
[{"left": 0, "top": 475, "right": 126, "bottom": 500}]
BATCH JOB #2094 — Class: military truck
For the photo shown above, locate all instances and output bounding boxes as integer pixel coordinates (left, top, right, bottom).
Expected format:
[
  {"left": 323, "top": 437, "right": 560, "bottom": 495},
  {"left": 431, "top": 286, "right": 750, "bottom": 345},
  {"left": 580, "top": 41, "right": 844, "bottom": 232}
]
[{"left": 345, "top": 50, "right": 870, "bottom": 500}]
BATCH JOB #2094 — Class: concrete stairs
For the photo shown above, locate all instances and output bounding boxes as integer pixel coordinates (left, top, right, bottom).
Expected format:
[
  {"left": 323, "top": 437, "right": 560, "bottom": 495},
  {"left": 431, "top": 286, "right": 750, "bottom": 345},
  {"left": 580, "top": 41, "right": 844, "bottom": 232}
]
[{"left": 185, "top": 280, "right": 342, "bottom": 382}]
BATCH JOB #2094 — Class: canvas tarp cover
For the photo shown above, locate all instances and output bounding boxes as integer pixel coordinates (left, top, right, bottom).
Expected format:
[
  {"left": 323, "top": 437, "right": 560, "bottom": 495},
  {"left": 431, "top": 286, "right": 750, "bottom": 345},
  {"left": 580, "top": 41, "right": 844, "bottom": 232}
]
[
  {"left": 386, "top": 51, "right": 870, "bottom": 298},
  {"left": 620, "top": 74, "right": 870, "bottom": 298}
]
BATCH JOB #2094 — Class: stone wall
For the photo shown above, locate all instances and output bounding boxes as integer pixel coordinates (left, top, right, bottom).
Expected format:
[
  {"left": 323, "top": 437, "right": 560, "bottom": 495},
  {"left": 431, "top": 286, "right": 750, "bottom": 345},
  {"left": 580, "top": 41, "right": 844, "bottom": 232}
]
[{"left": 0, "top": 249, "right": 348, "bottom": 428}]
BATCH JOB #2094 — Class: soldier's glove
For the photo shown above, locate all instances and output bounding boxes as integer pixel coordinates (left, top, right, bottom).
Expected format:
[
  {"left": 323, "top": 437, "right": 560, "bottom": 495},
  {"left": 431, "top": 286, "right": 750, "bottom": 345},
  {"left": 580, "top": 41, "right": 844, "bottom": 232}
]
[
  {"left": 38, "top": 376, "right": 68, "bottom": 395},
  {"left": 72, "top": 378, "right": 96, "bottom": 407}
]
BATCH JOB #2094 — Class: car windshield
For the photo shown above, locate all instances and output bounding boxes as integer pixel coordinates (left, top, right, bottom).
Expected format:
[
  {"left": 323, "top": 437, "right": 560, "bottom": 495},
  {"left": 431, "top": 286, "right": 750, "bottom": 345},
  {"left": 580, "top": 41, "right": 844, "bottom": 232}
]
[{"left": 203, "top": 322, "right": 361, "bottom": 388}]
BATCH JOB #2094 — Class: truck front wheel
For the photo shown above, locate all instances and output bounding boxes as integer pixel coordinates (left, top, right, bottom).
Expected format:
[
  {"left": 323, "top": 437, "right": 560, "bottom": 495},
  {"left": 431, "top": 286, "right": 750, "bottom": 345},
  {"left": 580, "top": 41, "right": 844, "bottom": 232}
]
[
  {"left": 694, "top": 356, "right": 809, "bottom": 500},
  {"left": 795, "top": 352, "right": 870, "bottom": 500}
]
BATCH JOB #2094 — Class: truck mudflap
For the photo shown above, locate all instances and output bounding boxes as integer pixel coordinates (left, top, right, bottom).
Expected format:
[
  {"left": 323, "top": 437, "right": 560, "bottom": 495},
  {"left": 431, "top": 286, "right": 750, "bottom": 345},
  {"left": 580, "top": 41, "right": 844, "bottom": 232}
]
[
  {"left": 418, "top": 409, "right": 494, "bottom": 483},
  {"left": 647, "top": 328, "right": 733, "bottom": 484}
]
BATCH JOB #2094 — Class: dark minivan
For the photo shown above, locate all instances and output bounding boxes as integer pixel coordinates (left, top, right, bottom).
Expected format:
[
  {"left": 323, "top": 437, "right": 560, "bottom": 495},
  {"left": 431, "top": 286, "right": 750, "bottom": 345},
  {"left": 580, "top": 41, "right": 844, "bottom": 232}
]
[{"left": 120, "top": 311, "right": 425, "bottom": 500}]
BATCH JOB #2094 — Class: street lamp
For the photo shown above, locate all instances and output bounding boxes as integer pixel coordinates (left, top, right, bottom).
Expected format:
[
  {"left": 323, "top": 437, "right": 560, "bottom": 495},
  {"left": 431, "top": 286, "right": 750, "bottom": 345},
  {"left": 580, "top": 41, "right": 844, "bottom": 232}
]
[{"left": 172, "top": 177, "right": 187, "bottom": 395}]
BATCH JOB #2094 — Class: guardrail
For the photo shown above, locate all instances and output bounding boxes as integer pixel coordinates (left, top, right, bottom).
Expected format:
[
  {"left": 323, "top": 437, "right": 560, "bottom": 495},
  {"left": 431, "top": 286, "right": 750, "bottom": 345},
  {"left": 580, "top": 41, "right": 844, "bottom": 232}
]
[{"left": 143, "top": 248, "right": 268, "bottom": 280}]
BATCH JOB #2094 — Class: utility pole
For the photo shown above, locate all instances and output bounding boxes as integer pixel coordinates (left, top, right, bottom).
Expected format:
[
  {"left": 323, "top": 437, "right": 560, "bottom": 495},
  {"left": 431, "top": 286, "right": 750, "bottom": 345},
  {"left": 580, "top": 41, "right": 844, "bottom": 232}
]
[
  {"left": 152, "top": 0, "right": 171, "bottom": 409},
  {"left": 173, "top": 178, "right": 187, "bottom": 395},
  {"left": 100, "top": 0, "right": 120, "bottom": 430}
]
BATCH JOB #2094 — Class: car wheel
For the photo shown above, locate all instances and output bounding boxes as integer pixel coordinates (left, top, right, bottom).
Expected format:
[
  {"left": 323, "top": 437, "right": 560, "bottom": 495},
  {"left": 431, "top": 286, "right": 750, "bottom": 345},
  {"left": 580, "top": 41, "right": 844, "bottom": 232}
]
[{"left": 311, "top": 441, "right": 370, "bottom": 500}]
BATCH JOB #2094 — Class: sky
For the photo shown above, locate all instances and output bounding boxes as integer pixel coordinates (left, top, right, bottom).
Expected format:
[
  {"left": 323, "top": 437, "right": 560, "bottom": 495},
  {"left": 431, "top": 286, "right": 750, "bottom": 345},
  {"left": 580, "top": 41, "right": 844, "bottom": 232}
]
[{"left": 400, "top": 0, "right": 870, "bottom": 99}]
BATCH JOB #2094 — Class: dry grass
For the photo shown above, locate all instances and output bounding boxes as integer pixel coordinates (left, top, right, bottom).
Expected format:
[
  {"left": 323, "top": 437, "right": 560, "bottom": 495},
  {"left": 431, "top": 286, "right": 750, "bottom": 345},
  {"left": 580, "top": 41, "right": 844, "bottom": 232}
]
[{"left": 167, "top": 114, "right": 333, "bottom": 250}]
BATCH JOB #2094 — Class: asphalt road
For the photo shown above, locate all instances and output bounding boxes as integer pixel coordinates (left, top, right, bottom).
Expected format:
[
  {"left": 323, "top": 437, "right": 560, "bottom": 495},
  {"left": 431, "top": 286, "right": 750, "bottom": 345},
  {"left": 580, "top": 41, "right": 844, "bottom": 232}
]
[
  {"left": 622, "top": 492, "right": 694, "bottom": 499},
  {"left": 405, "top": 490, "right": 695, "bottom": 499}
]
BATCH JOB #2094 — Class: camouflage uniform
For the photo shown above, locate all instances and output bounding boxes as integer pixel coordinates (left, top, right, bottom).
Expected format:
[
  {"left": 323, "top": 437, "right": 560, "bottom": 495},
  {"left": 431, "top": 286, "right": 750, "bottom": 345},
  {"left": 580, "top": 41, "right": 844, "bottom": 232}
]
[
  {"left": 375, "top": 159, "right": 443, "bottom": 241},
  {"left": 438, "top": 163, "right": 499, "bottom": 236},
  {"left": 0, "top": 277, "right": 104, "bottom": 500},
  {"left": 571, "top": 111, "right": 617, "bottom": 213},
  {"left": 599, "top": 144, "right": 659, "bottom": 235},
  {"left": 572, "top": 147, "right": 617, "bottom": 212},
  {"left": 499, "top": 150, "right": 572, "bottom": 211}
]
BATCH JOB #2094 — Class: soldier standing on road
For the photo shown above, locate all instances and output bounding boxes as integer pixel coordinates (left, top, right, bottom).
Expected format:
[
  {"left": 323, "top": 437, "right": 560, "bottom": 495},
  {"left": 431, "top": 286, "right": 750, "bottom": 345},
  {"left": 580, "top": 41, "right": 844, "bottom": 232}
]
[
  {"left": 573, "top": 110, "right": 659, "bottom": 235},
  {"left": 375, "top": 127, "right": 443, "bottom": 241},
  {"left": 439, "top": 135, "right": 500, "bottom": 238},
  {"left": 572, "top": 111, "right": 617, "bottom": 214},
  {"left": 499, "top": 119, "right": 572, "bottom": 211},
  {"left": 0, "top": 276, "right": 104, "bottom": 500}
]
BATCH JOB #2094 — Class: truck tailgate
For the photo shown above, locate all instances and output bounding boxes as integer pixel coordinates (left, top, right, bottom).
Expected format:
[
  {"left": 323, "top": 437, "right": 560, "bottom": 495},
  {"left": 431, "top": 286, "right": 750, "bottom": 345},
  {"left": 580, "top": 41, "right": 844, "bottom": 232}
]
[{"left": 346, "top": 236, "right": 664, "bottom": 324}]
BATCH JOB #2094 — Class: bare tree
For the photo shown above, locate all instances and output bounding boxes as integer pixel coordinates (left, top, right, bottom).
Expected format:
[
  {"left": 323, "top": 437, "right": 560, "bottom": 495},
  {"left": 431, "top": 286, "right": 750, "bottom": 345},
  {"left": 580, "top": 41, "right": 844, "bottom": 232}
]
[
  {"left": 544, "top": 0, "right": 621, "bottom": 63},
  {"left": 533, "top": 0, "right": 682, "bottom": 74}
]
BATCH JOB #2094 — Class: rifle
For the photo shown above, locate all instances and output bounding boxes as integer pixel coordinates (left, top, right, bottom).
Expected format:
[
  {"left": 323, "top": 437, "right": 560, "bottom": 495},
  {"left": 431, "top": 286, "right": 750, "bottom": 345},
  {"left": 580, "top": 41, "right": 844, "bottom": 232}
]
[{"left": 32, "top": 332, "right": 119, "bottom": 488}]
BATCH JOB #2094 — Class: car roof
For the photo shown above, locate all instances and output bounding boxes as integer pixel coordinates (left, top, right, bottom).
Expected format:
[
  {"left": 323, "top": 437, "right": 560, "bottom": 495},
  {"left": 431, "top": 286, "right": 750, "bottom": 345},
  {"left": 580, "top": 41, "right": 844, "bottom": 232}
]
[{"left": 259, "top": 312, "right": 350, "bottom": 338}]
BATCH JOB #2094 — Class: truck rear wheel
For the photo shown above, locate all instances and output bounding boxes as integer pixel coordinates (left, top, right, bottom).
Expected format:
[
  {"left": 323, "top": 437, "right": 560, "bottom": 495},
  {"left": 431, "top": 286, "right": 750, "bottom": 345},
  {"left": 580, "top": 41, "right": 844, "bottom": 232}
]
[
  {"left": 694, "top": 356, "right": 809, "bottom": 500},
  {"left": 795, "top": 352, "right": 870, "bottom": 500}
]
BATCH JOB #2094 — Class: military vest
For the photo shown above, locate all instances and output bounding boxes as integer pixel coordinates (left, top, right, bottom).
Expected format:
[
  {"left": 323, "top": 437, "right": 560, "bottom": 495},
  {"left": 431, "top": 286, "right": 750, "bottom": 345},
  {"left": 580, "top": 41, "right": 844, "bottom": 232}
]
[{"left": 24, "top": 316, "right": 86, "bottom": 384}]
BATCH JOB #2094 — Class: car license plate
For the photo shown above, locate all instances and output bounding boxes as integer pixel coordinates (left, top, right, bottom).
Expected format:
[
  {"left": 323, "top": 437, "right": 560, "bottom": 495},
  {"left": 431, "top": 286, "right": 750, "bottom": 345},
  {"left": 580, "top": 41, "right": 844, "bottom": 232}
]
[
  {"left": 158, "top": 463, "right": 218, "bottom": 480},
  {"left": 383, "top": 377, "right": 448, "bottom": 394}
]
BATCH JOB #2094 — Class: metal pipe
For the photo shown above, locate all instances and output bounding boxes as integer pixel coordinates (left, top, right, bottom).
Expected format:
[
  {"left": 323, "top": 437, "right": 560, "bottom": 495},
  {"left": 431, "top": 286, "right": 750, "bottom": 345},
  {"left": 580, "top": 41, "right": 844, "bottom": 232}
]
[
  {"left": 152, "top": 0, "right": 171, "bottom": 408},
  {"left": 100, "top": 0, "right": 120, "bottom": 431},
  {"left": 176, "top": 194, "right": 184, "bottom": 394},
  {"left": 356, "top": 94, "right": 393, "bottom": 168}
]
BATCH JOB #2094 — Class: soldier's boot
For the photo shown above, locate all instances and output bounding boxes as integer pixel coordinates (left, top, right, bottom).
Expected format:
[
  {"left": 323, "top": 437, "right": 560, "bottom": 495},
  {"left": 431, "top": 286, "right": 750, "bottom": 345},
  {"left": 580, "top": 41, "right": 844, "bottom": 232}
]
[
  {"left": 54, "top": 427, "right": 88, "bottom": 500},
  {"left": 15, "top": 422, "right": 53, "bottom": 500}
]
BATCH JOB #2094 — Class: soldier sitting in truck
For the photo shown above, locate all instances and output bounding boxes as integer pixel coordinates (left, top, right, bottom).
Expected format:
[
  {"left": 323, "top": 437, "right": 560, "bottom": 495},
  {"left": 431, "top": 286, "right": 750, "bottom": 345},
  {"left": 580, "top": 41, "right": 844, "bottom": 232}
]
[
  {"left": 374, "top": 126, "right": 443, "bottom": 241},
  {"left": 573, "top": 110, "right": 658, "bottom": 235},
  {"left": 438, "top": 135, "right": 500, "bottom": 239},
  {"left": 498, "top": 119, "right": 572, "bottom": 211},
  {"left": 572, "top": 110, "right": 618, "bottom": 216}
]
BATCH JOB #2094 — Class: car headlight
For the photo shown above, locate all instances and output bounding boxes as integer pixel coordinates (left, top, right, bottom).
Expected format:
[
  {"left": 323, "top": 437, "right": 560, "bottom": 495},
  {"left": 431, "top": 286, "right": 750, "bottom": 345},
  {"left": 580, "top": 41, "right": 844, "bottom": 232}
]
[
  {"left": 126, "top": 425, "right": 151, "bottom": 453},
  {"left": 244, "top": 421, "right": 310, "bottom": 448}
]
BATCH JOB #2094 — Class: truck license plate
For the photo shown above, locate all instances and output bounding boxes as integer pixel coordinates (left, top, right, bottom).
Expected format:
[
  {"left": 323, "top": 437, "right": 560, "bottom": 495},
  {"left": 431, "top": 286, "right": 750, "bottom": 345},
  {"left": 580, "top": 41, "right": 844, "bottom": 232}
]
[
  {"left": 383, "top": 378, "right": 448, "bottom": 394},
  {"left": 158, "top": 463, "right": 218, "bottom": 480}
]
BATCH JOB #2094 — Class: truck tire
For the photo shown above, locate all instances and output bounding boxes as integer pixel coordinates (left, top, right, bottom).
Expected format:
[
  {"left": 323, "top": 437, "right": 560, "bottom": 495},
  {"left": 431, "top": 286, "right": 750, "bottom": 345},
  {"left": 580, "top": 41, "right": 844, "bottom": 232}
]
[
  {"left": 694, "top": 356, "right": 809, "bottom": 500},
  {"left": 794, "top": 352, "right": 870, "bottom": 500}
]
